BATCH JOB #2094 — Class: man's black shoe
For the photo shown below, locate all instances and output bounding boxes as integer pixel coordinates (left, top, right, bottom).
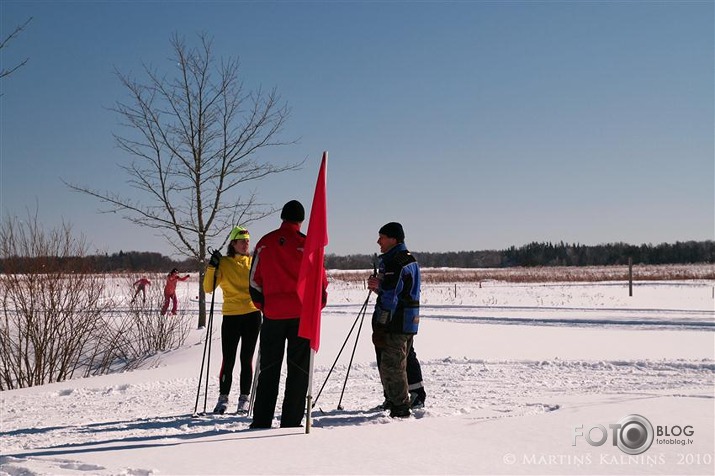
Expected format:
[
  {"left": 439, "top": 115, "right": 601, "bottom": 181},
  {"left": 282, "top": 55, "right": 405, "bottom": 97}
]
[
  {"left": 249, "top": 422, "right": 271, "bottom": 429},
  {"left": 389, "top": 405, "right": 411, "bottom": 418},
  {"left": 410, "top": 389, "right": 426, "bottom": 409}
]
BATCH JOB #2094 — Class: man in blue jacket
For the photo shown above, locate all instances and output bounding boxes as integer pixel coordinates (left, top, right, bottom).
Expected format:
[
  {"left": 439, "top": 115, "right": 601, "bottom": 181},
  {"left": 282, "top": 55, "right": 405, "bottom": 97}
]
[{"left": 367, "top": 222, "right": 422, "bottom": 418}]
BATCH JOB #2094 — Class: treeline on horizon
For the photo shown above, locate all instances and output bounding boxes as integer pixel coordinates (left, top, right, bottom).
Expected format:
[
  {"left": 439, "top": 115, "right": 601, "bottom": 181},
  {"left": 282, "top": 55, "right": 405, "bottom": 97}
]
[
  {"left": 1, "top": 240, "right": 712, "bottom": 274},
  {"left": 330, "top": 240, "right": 714, "bottom": 270}
]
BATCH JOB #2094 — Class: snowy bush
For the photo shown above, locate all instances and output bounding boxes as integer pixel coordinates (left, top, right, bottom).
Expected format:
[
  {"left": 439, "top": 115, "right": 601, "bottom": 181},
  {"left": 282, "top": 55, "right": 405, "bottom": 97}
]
[{"left": 0, "top": 214, "right": 189, "bottom": 389}]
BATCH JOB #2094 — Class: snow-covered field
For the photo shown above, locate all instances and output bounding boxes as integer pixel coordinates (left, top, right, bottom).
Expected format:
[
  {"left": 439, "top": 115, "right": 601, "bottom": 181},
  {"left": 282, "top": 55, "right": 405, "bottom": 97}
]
[{"left": 1, "top": 272, "right": 714, "bottom": 475}]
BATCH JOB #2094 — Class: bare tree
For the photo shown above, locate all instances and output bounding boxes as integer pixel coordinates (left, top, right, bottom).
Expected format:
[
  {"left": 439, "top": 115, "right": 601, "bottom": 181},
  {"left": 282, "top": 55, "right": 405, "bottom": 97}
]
[
  {"left": 67, "top": 33, "right": 300, "bottom": 327},
  {"left": 0, "top": 17, "right": 32, "bottom": 83}
]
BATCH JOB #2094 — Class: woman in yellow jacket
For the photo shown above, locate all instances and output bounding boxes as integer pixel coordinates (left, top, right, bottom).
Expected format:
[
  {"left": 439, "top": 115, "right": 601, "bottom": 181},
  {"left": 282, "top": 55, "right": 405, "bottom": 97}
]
[{"left": 203, "top": 226, "right": 261, "bottom": 414}]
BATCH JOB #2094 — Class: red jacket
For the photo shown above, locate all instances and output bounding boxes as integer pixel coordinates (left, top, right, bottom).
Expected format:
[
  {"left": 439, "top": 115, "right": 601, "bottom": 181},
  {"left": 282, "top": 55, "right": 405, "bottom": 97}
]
[
  {"left": 249, "top": 221, "right": 327, "bottom": 319},
  {"left": 164, "top": 272, "right": 189, "bottom": 296}
]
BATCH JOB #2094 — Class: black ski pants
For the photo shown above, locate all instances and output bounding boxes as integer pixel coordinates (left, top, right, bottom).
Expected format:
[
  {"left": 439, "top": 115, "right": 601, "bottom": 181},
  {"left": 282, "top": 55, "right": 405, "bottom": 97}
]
[
  {"left": 251, "top": 317, "right": 310, "bottom": 428},
  {"left": 219, "top": 311, "right": 261, "bottom": 396}
]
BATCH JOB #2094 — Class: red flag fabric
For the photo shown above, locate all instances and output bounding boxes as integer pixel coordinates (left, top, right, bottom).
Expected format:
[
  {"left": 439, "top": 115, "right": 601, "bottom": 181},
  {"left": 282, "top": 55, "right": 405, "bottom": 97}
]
[{"left": 297, "top": 152, "right": 328, "bottom": 351}]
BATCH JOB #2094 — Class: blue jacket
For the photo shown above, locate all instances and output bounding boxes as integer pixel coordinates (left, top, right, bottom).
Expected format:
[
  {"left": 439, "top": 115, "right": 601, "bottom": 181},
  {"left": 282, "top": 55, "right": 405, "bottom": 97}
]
[{"left": 372, "top": 243, "right": 421, "bottom": 334}]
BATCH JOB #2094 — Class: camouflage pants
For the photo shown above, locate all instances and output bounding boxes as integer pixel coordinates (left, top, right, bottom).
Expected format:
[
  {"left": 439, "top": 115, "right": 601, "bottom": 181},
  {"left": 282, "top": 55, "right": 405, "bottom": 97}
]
[{"left": 378, "top": 333, "right": 413, "bottom": 409}]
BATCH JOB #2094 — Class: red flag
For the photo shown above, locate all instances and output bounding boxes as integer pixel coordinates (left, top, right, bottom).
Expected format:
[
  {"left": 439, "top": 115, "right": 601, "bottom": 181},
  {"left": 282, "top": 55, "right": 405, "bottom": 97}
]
[{"left": 297, "top": 152, "right": 328, "bottom": 351}]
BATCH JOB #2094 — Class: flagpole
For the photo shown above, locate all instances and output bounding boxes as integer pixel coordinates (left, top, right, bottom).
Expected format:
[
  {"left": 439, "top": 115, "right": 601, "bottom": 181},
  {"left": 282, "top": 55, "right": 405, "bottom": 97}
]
[
  {"left": 297, "top": 150, "right": 328, "bottom": 435},
  {"left": 306, "top": 349, "right": 315, "bottom": 434}
]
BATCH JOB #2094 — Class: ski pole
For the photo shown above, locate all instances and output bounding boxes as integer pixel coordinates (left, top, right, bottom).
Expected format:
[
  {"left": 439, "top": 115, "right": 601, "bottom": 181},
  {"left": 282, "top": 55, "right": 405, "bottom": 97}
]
[
  {"left": 192, "top": 254, "right": 219, "bottom": 416},
  {"left": 336, "top": 296, "right": 369, "bottom": 410},
  {"left": 337, "top": 256, "right": 378, "bottom": 409},
  {"left": 192, "top": 307, "right": 214, "bottom": 414},
  {"left": 248, "top": 347, "right": 260, "bottom": 416},
  {"left": 201, "top": 293, "right": 216, "bottom": 414},
  {"left": 313, "top": 258, "right": 377, "bottom": 409},
  {"left": 312, "top": 290, "right": 371, "bottom": 408}
]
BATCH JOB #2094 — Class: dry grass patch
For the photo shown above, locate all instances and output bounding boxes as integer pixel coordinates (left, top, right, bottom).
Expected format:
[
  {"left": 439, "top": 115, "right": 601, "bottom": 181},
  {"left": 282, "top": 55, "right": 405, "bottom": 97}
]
[{"left": 329, "top": 263, "right": 714, "bottom": 284}]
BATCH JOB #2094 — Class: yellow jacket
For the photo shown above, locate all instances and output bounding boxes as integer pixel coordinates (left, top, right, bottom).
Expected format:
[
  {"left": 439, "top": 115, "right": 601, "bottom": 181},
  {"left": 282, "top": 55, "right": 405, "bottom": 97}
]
[{"left": 203, "top": 254, "right": 258, "bottom": 316}]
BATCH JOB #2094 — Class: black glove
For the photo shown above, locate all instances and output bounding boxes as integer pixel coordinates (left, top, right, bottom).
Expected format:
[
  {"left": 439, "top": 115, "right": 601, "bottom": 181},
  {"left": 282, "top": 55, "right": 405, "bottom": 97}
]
[{"left": 208, "top": 249, "right": 222, "bottom": 268}]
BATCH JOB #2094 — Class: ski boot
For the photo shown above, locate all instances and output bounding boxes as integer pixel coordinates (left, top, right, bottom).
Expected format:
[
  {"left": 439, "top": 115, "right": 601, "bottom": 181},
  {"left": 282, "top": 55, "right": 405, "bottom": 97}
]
[
  {"left": 213, "top": 394, "right": 229, "bottom": 414},
  {"left": 410, "top": 389, "right": 426, "bottom": 409},
  {"left": 236, "top": 394, "right": 250, "bottom": 414}
]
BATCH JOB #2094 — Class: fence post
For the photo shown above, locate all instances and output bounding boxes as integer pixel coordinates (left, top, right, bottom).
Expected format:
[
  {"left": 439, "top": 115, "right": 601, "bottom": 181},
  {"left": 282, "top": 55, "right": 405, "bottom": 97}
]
[{"left": 628, "top": 257, "right": 633, "bottom": 297}]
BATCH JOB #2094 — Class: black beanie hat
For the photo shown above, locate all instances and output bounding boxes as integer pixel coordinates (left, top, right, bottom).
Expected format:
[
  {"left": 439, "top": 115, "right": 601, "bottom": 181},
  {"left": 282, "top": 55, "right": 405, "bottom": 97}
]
[
  {"left": 280, "top": 200, "right": 305, "bottom": 222},
  {"left": 378, "top": 222, "right": 405, "bottom": 242}
]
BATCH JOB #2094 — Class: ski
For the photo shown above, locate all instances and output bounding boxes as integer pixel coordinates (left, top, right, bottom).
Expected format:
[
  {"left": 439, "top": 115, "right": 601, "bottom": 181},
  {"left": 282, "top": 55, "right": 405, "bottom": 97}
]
[{"left": 189, "top": 411, "right": 249, "bottom": 420}]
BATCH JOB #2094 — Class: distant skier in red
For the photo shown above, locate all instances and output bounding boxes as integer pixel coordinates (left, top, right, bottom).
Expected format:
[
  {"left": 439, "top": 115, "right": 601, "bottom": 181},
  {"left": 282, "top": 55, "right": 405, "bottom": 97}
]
[
  {"left": 131, "top": 277, "right": 151, "bottom": 304},
  {"left": 161, "top": 268, "right": 190, "bottom": 315}
]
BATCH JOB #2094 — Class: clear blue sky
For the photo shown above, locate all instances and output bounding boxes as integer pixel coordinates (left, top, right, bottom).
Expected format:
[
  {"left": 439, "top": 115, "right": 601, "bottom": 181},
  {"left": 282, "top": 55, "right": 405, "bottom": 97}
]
[{"left": 1, "top": 1, "right": 713, "bottom": 257}]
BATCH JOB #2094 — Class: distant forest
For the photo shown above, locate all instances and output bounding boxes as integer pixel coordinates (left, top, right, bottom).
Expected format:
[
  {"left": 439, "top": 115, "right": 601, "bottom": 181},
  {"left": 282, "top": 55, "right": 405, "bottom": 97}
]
[
  {"left": 328, "top": 240, "right": 715, "bottom": 270},
  {"left": 1, "top": 240, "right": 712, "bottom": 273}
]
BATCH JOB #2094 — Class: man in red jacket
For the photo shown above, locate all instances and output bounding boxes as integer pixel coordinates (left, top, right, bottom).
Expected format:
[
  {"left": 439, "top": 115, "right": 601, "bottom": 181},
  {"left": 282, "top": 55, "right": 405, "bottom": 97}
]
[{"left": 248, "top": 200, "right": 327, "bottom": 428}]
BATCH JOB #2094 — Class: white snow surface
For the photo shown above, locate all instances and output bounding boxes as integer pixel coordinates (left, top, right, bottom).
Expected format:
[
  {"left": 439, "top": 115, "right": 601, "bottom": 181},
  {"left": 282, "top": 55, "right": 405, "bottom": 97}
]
[{"left": 1, "top": 274, "right": 714, "bottom": 475}]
